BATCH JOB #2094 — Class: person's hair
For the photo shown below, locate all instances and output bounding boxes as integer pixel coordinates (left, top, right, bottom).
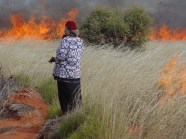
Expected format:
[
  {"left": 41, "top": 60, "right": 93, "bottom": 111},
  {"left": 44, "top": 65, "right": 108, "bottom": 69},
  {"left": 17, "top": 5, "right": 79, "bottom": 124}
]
[
  {"left": 69, "top": 30, "right": 79, "bottom": 37},
  {"left": 64, "top": 27, "right": 79, "bottom": 37}
]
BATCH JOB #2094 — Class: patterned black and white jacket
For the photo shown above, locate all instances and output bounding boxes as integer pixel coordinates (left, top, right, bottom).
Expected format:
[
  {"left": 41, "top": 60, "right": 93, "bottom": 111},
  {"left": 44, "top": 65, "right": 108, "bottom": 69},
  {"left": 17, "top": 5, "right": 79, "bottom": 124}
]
[{"left": 53, "top": 36, "right": 84, "bottom": 79}]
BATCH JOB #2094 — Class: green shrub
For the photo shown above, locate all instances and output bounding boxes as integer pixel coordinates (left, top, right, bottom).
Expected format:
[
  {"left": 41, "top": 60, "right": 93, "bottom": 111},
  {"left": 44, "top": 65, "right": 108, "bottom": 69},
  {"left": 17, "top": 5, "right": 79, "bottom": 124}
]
[
  {"left": 123, "top": 7, "right": 153, "bottom": 47},
  {"left": 80, "top": 7, "right": 153, "bottom": 48},
  {"left": 80, "top": 7, "right": 113, "bottom": 44},
  {"left": 103, "top": 9, "right": 129, "bottom": 45}
]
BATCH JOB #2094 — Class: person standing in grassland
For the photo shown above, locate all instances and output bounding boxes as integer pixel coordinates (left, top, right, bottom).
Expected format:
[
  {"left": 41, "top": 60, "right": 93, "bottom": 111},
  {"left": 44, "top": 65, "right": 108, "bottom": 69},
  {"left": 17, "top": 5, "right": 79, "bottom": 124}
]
[{"left": 49, "top": 21, "right": 84, "bottom": 115}]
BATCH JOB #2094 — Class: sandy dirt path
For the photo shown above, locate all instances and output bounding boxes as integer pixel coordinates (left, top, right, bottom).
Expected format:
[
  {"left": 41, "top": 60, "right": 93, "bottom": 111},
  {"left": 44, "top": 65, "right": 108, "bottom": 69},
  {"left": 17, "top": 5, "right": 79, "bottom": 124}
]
[{"left": 0, "top": 88, "right": 48, "bottom": 139}]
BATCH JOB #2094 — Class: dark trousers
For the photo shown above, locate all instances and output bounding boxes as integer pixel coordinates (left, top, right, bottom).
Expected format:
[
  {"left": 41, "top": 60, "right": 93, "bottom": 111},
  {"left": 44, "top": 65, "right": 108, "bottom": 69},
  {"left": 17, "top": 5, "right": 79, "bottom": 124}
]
[{"left": 57, "top": 78, "right": 82, "bottom": 113}]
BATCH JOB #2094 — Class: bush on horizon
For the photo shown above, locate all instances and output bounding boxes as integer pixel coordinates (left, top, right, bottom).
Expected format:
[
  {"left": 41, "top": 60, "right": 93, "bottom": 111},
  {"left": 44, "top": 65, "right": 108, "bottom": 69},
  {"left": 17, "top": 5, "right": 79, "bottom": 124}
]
[{"left": 80, "top": 7, "right": 153, "bottom": 48}]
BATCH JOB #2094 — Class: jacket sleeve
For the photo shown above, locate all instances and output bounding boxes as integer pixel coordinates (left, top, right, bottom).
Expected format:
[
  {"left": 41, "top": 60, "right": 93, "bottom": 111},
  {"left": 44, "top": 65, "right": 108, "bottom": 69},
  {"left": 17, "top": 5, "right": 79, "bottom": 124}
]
[{"left": 56, "top": 39, "right": 69, "bottom": 62}]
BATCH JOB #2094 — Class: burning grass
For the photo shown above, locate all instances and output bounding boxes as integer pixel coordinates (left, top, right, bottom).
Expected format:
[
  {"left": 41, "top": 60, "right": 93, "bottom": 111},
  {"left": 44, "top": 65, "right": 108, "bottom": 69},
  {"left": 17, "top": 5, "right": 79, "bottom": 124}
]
[
  {"left": 1, "top": 8, "right": 186, "bottom": 43},
  {"left": 159, "top": 57, "right": 186, "bottom": 97},
  {"left": 0, "top": 39, "right": 186, "bottom": 139},
  {"left": 150, "top": 24, "right": 186, "bottom": 41},
  {"left": 0, "top": 9, "right": 78, "bottom": 40}
]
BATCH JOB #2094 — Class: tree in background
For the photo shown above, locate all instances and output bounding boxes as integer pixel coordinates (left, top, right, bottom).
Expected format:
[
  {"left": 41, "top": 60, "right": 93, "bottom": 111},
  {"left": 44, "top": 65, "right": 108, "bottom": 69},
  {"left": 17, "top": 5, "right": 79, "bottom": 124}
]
[{"left": 80, "top": 7, "right": 153, "bottom": 48}]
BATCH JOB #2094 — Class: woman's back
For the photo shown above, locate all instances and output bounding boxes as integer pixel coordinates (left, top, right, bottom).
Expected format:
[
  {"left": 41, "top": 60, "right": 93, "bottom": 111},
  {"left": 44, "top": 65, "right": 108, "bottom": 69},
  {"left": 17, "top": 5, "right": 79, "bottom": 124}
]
[{"left": 54, "top": 36, "right": 84, "bottom": 79}]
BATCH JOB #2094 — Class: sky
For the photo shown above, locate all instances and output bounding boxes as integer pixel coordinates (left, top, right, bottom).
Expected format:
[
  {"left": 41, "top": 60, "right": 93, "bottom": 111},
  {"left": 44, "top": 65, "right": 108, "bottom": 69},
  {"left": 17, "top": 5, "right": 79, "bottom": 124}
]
[{"left": 0, "top": 0, "right": 186, "bottom": 28}]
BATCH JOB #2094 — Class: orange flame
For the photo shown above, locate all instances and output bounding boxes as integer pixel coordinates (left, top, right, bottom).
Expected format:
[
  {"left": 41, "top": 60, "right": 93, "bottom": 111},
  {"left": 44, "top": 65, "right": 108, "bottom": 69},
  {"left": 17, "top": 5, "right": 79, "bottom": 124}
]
[
  {"left": 1, "top": 14, "right": 186, "bottom": 42},
  {"left": 150, "top": 24, "right": 186, "bottom": 41},
  {"left": 0, "top": 30, "right": 3, "bottom": 37},
  {"left": 159, "top": 57, "right": 186, "bottom": 98},
  {"left": 0, "top": 9, "right": 78, "bottom": 40}
]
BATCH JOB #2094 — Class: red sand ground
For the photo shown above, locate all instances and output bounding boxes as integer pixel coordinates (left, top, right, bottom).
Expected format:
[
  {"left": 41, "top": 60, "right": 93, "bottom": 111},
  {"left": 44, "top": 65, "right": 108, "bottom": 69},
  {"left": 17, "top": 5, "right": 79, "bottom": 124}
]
[{"left": 0, "top": 88, "right": 48, "bottom": 139}]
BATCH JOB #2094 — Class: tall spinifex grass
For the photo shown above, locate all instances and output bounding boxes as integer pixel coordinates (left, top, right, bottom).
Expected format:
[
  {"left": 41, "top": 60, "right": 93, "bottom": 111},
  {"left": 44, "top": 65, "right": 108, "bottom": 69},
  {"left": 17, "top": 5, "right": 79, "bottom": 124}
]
[
  {"left": 15, "top": 73, "right": 32, "bottom": 87},
  {"left": 80, "top": 43, "right": 186, "bottom": 139},
  {"left": 59, "top": 106, "right": 104, "bottom": 139},
  {"left": 36, "top": 78, "right": 57, "bottom": 104},
  {"left": 47, "top": 100, "right": 62, "bottom": 119},
  {"left": 0, "top": 39, "right": 186, "bottom": 139},
  {"left": 36, "top": 78, "right": 62, "bottom": 118}
]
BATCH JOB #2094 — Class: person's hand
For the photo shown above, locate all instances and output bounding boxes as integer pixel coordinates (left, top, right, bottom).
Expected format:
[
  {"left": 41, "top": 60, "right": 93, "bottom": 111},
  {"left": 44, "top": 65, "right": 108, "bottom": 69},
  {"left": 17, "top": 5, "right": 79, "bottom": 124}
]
[{"left": 49, "top": 57, "right": 56, "bottom": 63}]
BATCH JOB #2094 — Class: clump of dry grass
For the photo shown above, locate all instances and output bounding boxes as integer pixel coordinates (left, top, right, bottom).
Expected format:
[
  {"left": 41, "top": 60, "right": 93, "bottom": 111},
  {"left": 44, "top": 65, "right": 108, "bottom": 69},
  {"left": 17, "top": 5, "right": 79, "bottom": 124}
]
[
  {"left": 0, "top": 62, "right": 17, "bottom": 105},
  {"left": 0, "top": 39, "right": 186, "bottom": 139}
]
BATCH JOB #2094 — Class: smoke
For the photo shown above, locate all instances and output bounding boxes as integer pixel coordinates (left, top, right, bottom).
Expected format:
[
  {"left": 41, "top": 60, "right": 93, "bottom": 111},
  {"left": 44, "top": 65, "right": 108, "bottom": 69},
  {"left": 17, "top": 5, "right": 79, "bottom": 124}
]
[
  {"left": 152, "top": 0, "right": 186, "bottom": 28},
  {"left": 0, "top": 0, "right": 186, "bottom": 28}
]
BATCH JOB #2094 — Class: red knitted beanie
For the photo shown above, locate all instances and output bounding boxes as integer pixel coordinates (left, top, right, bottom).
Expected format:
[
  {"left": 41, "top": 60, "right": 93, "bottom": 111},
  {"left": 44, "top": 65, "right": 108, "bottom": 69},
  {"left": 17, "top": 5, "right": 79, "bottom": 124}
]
[{"left": 65, "top": 21, "right": 77, "bottom": 30}]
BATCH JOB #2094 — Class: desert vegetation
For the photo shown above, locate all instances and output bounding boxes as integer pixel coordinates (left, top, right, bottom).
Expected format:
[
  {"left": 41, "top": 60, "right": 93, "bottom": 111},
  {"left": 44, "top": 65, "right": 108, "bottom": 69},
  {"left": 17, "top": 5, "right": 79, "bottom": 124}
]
[
  {"left": 0, "top": 39, "right": 186, "bottom": 139},
  {"left": 0, "top": 58, "right": 49, "bottom": 138},
  {"left": 0, "top": 4, "right": 185, "bottom": 139},
  {"left": 80, "top": 7, "right": 153, "bottom": 47}
]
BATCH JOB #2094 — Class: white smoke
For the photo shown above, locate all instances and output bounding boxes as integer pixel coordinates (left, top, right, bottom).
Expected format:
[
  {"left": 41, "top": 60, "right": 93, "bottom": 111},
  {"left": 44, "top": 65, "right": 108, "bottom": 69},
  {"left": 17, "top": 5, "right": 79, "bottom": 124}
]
[{"left": 0, "top": 0, "right": 186, "bottom": 28}]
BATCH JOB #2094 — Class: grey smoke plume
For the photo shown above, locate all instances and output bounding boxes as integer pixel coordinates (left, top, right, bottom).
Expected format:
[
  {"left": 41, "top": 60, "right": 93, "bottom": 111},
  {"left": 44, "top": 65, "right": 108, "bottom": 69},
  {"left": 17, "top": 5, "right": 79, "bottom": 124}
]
[{"left": 0, "top": 0, "right": 186, "bottom": 28}]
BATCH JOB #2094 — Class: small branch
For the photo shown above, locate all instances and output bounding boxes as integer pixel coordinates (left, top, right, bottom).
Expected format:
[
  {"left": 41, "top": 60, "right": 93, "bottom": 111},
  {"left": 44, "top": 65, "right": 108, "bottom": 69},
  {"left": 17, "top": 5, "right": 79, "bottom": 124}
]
[{"left": 0, "top": 99, "right": 9, "bottom": 115}]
